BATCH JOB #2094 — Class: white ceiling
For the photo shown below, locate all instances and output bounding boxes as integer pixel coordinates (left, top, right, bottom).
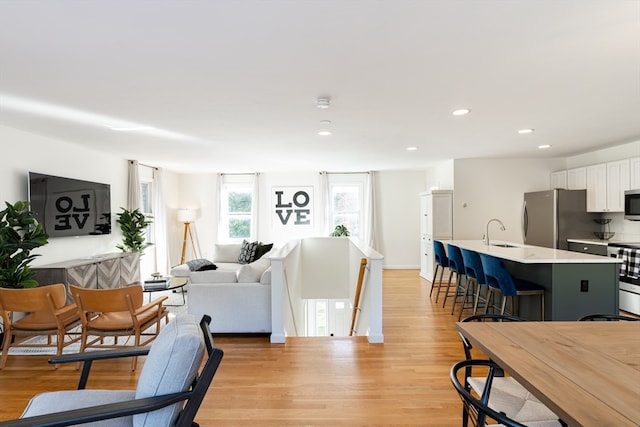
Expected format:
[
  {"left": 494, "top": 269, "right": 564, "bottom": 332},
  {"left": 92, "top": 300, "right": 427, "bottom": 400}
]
[{"left": 1, "top": 0, "right": 639, "bottom": 173}]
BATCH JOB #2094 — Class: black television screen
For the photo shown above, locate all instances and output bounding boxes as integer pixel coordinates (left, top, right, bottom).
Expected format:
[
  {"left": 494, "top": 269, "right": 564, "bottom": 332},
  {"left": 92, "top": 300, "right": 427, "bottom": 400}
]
[{"left": 28, "top": 172, "right": 111, "bottom": 237}]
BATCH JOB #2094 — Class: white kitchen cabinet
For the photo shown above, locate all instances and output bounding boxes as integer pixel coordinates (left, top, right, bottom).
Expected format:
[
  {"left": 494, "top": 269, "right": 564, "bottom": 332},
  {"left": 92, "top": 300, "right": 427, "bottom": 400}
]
[
  {"left": 567, "top": 167, "right": 587, "bottom": 190},
  {"left": 550, "top": 171, "right": 567, "bottom": 189},
  {"left": 630, "top": 157, "right": 640, "bottom": 189},
  {"left": 419, "top": 190, "right": 453, "bottom": 280},
  {"left": 606, "top": 159, "right": 630, "bottom": 211},
  {"left": 586, "top": 160, "right": 630, "bottom": 212}
]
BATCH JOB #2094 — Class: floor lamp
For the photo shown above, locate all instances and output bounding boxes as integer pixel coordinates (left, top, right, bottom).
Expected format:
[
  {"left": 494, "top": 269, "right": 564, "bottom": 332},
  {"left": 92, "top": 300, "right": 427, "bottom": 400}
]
[{"left": 178, "top": 209, "right": 198, "bottom": 264}]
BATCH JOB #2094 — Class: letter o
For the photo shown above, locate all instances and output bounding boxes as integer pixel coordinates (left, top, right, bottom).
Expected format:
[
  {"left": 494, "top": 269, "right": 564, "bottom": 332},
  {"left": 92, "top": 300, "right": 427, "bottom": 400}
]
[
  {"left": 55, "top": 196, "right": 73, "bottom": 213},
  {"left": 293, "top": 191, "right": 309, "bottom": 208}
]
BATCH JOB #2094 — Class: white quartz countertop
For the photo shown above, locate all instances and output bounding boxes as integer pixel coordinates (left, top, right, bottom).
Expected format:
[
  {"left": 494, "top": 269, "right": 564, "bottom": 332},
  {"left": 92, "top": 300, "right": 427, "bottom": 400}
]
[{"left": 440, "top": 240, "right": 621, "bottom": 264}]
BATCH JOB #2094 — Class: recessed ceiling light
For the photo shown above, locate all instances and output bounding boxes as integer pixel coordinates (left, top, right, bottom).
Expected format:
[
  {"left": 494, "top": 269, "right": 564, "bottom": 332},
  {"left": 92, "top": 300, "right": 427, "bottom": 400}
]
[
  {"left": 318, "top": 130, "right": 332, "bottom": 136},
  {"left": 406, "top": 146, "right": 418, "bottom": 151},
  {"left": 452, "top": 109, "right": 471, "bottom": 116},
  {"left": 518, "top": 128, "right": 534, "bottom": 134},
  {"left": 538, "top": 144, "right": 551, "bottom": 149}
]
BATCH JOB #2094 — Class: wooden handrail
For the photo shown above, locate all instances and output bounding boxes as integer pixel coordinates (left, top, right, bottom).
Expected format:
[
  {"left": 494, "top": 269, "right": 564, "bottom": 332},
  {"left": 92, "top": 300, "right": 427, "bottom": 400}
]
[{"left": 350, "top": 258, "right": 368, "bottom": 336}]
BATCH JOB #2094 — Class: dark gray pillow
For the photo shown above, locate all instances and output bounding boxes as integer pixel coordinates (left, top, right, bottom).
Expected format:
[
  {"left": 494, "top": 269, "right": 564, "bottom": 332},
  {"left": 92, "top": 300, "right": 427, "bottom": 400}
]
[
  {"left": 196, "top": 264, "right": 218, "bottom": 271},
  {"left": 186, "top": 258, "right": 214, "bottom": 271},
  {"left": 238, "top": 240, "right": 259, "bottom": 264}
]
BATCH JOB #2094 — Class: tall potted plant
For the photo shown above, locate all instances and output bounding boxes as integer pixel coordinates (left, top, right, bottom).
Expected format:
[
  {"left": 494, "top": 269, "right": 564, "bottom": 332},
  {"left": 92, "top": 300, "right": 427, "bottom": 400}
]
[
  {"left": 116, "top": 207, "right": 152, "bottom": 255},
  {"left": 0, "top": 200, "right": 49, "bottom": 289}
]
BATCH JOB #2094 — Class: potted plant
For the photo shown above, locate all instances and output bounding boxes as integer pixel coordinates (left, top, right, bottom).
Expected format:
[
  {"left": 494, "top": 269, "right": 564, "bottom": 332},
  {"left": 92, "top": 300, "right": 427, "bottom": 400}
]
[
  {"left": 116, "top": 207, "right": 153, "bottom": 255},
  {"left": 0, "top": 200, "right": 49, "bottom": 347},
  {"left": 0, "top": 200, "right": 49, "bottom": 289},
  {"left": 330, "top": 224, "right": 350, "bottom": 237}
]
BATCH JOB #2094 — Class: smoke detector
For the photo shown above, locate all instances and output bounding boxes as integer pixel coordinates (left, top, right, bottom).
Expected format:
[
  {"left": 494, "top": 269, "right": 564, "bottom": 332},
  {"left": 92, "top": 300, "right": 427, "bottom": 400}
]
[{"left": 316, "top": 97, "right": 331, "bottom": 109}]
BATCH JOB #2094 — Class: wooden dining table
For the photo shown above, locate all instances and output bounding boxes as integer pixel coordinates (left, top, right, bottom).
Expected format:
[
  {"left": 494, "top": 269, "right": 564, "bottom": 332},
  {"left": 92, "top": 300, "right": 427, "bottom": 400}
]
[{"left": 456, "top": 321, "right": 640, "bottom": 427}]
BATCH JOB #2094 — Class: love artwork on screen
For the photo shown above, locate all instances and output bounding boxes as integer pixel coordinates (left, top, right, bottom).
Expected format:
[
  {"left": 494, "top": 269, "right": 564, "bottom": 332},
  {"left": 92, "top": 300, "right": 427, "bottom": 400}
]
[{"left": 272, "top": 187, "right": 313, "bottom": 230}]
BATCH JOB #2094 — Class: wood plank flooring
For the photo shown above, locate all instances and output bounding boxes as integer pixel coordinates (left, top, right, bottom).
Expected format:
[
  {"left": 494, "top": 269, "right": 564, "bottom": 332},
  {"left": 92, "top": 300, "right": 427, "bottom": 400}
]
[{"left": 0, "top": 270, "right": 472, "bottom": 425}]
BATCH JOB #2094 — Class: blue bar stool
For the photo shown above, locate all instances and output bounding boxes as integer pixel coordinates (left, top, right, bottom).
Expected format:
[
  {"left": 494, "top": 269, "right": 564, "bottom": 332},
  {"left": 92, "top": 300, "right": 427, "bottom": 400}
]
[
  {"left": 444, "top": 244, "right": 466, "bottom": 311},
  {"left": 430, "top": 240, "right": 449, "bottom": 303},
  {"left": 480, "top": 253, "right": 546, "bottom": 320},
  {"left": 459, "top": 249, "right": 486, "bottom": 321}
]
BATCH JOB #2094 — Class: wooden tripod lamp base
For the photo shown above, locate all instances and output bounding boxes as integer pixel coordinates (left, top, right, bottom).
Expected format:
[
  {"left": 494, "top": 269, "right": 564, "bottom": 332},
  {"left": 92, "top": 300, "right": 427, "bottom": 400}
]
[{"left": 178, "top": 209, "right": 198, "bottom": 264}]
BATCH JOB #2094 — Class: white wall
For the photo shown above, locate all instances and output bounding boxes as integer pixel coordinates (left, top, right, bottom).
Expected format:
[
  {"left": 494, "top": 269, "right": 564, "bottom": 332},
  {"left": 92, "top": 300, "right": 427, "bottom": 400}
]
[
  {"left": 0, "top": 125, "right": 128, "bottom": 265},
  {"left": 566, "top": 140, "right": 640, "bottom": 169},
  {"left": 425, "top": 159, "right": 454, "bottom": 191},
  {"left": 450, "top": 157, "right": 565, "bottom": 242},
  {"left": 374, "top": 170, "right": 427, "bottom": 268}
]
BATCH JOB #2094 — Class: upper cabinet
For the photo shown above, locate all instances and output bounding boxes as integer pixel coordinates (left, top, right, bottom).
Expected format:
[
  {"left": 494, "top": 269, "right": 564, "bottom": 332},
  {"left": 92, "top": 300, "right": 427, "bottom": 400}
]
[
  {"left": 631, "top": 157, "right": 640, "bottom": 189},
  {"left": 550, "top": 171, "right": 567, "bottom": 189},
  {"left": 567, "top": 167, "right": 587, "bottom": 190},
  {"left": 586, "top": 160, "right": 630, "bottom": 212},
  {"left": 550, "top": 167, "right": 587, "bottom": 190}
]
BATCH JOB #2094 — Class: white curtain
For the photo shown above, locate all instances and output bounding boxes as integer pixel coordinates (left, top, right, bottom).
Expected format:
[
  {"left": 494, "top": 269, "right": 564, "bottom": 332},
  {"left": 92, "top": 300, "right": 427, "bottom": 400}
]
[
  {"left": 127, "top": 160, "right": 141, "bottom": 211},
  {"left": 216, "top": 173, "right": 223, "bottom": 241},
  {"left": 251, "top": 173, "right": 259, "bottom": 240},
  {"left": 152, "top": 167, "right": 170, "bottom": 275},
  {"left": 364, "top": 171, "right": 378, "bottom": 250},
  {"left": 319, "top": 171, "right": 330, "bottom": 236}
]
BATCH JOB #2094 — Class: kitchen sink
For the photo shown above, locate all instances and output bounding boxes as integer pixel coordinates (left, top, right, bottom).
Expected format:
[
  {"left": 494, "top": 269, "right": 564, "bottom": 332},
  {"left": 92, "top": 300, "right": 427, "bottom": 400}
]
[{"left": 491, "top": 243, "right": 519, "bottom": 248}]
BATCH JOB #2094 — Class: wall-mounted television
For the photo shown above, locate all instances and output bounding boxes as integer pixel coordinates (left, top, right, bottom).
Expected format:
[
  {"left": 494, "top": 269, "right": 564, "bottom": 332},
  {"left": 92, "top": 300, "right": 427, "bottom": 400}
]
[{"left": 28, "top": 172, "right": 112, "bottom": 237}]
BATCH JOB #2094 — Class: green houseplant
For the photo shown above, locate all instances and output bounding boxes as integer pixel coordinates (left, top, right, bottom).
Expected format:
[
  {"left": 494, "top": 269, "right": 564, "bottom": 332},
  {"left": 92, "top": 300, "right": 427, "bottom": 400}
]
[
  {"left": 330, "top": 224, "right": 350, "bottom": 237},
  {"left": 116, "top": 207, "right": 152, "bottom": 255},
  {"left": 0, "top": 200, "right": 49, "bottom": 289}
]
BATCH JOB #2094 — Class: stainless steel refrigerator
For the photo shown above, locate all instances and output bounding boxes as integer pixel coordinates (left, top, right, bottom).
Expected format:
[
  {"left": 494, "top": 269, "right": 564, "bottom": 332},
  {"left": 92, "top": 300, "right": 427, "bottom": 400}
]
[{"left": 522, "top": 189, "right": 596, "bottom": 250}]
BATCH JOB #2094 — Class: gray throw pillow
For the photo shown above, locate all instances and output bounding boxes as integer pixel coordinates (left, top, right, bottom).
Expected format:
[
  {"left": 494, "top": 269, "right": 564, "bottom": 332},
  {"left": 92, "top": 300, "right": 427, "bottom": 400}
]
[{"left": 186, "top": 258, "right": 214, "bottom": 271}]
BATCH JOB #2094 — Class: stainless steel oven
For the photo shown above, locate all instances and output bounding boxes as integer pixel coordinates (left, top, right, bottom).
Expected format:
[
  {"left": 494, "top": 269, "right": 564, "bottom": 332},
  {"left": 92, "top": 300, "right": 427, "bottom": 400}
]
[{"left": 607, "top": 242, "right": 640, "bottom": 316}]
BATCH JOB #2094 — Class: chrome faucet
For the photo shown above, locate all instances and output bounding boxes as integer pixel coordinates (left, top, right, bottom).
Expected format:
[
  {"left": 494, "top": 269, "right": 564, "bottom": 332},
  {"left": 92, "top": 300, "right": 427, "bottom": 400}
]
[{"left": 484, "top": 218, "right": 506, "bottom": 245}]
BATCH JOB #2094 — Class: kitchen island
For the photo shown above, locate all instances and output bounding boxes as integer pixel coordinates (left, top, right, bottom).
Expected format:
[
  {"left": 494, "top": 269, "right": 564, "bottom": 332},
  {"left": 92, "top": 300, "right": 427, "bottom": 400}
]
[{"left": 441, "top": 240, "right": 621, "bottom": 321}]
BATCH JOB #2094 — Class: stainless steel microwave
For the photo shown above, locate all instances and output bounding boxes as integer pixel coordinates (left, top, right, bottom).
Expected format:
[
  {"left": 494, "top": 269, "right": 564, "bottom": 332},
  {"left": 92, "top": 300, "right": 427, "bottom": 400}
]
[{"left": 625, "top": 189, "right": 640, "bottom": 220}]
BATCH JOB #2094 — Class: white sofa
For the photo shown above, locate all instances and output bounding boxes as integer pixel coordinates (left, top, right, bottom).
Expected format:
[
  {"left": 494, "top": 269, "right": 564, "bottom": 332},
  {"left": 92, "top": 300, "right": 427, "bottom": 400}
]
[{"left": 170, "top": 243, "right": 272, "bottom": 334}]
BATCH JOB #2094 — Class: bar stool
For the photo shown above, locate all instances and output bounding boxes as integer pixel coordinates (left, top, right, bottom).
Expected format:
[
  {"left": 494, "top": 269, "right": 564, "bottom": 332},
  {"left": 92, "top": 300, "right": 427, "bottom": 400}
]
[
  {"left": 480, "top": 254, "right": 546, "bottom": 321},
  {"left": 444, "top": 244, "right": 466, "bottom": 312},
  {"left": 459, "top": 249, "right": 486, "bottom": 321},
  {"left": 430, "top": 240, "right": 449, "bottom": 303}
]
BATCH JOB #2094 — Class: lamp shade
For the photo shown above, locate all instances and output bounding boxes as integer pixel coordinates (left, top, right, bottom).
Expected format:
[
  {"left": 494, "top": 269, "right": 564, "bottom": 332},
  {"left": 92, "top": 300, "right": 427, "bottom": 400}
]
[{"left": 177, "top": 208, "right": 197, "bottom": 223}]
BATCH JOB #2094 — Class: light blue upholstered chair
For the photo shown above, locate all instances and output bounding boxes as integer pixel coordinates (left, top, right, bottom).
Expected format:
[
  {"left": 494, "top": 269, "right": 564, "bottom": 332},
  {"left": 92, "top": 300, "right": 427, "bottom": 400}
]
[
  {"left": 480, "top": 254, "right": 545, "bottom": 321},
  {"left": 3, "top": 314, "right": 223, "bottom": 427}
]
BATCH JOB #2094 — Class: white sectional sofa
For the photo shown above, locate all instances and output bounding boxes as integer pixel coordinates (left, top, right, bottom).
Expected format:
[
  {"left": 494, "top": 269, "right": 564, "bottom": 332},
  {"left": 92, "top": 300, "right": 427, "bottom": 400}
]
[{"left": 170, "top": 242, "right": 272, "bottom": 334}]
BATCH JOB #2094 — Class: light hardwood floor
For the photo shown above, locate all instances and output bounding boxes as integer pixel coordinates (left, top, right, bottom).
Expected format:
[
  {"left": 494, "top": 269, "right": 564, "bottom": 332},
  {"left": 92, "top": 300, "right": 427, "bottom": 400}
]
[{"left": 0, "top": 270, "right": 469, "bottom": 425}]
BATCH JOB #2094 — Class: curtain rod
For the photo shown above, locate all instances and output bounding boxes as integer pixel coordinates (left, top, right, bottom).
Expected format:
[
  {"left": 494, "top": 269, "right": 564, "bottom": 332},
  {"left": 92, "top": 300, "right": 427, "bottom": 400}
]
[
  {"left": 319, "top": 171, "right": 370, "bottom": 175},
  {"left": 220, "top": 172, "right": 260, "bottom": 176}
]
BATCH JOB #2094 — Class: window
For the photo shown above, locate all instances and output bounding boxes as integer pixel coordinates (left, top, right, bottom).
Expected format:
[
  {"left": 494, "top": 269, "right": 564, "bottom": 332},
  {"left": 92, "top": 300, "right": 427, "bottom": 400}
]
[
  {"left": 220, "top": 174, "right": 256, "bottom": 242},
  {"left": 328, "top": 174, "right": 366, "bottom": 240},
  {"left": 139, "top": 168, "right": 155, "bottom": 244}
]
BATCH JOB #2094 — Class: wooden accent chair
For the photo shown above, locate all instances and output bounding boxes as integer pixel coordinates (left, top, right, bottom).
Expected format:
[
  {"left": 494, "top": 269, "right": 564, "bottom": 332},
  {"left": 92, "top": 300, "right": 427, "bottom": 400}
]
[
  {"left": 69, "top": 284, "right": 168, "bottom": 371},
  {"left": 0, "top": 283, "right": 81, "bottom": 369},
  {"left": 0, "top": 315, "right": 224, "bottom": 427}
]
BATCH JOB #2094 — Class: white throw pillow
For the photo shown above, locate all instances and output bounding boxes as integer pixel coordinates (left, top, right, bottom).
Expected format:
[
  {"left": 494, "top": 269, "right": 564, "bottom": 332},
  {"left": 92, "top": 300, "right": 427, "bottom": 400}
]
[
  {"left": 237, "top": 251, "right": 272, "bottom": 283},
  {"left": 260, "top": 266, "right": 271, "bottom": 285},
  {"left": 212, "top": 243, "right": 243, "bottom": 263}
]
